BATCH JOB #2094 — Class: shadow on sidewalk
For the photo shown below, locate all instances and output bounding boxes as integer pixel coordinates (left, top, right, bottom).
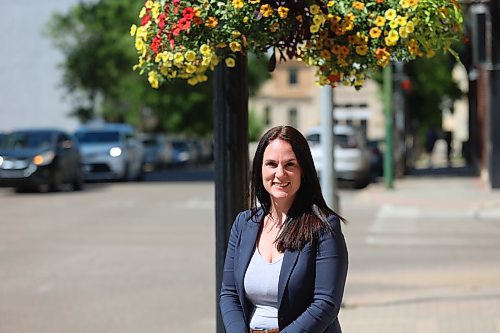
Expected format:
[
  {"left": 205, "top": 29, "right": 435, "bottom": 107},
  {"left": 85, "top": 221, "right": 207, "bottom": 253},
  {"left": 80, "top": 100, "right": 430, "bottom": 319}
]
[{"left": 407, "top": 164, "right": 477, "bottom": 178}]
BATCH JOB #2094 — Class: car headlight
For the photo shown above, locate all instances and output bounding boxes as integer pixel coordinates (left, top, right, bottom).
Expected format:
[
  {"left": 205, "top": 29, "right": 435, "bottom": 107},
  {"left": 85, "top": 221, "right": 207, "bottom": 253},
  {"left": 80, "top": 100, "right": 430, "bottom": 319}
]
[
  {"left": 33, "top": 151, "right": 55, "bottom": 166},
  {"left": 109, "top": 147, "right": 122, "bottom": 157}
]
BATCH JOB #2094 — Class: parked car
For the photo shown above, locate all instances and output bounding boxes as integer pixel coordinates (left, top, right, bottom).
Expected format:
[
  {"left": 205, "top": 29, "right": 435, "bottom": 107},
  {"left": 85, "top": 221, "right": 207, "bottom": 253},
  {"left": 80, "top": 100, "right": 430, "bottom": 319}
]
[
  {"left": 0, "top": 129, "right": 84, "bottom": 192},
  {"left": 367, "top": 139, "right": 384, "bottom": 179},
  {"left": 306, "top": 125, "right": 371, "bottom": 188},
  {"left": 75, "top": 123, "right": 145, "bottom": 181},
  {"left": 140, "top": 133, "right": 174, "bottom": 171},
  {"left": 170, "top": 139, "right": 192, "bottom": 167}
]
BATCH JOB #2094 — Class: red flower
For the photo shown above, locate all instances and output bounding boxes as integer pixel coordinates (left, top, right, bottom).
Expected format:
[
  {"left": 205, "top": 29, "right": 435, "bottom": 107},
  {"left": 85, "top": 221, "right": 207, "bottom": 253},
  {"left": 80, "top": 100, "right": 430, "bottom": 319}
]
[
  {"left": 178, "top": 17, "right": 191, "bottom": 30},
  {"left": 182, "top": 7, "right": 195, "bottom": 20},
  {"left": 150, "top": 35, "right": 162, "bottom": 54},
  {"left": 141, "top": 14, "right": 151, "bottom": 26}
]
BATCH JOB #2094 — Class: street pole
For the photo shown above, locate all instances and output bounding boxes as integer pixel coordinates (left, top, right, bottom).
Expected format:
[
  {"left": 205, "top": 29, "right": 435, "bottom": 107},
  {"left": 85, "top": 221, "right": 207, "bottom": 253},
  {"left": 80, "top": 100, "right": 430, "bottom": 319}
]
[
  {"left": 320, "top": 85, "right": 340, "bottom": 212},
  {"left": 214, "top": 53, "right": 249, "bottom": 333},
  {"left": 383, "top": 64, "right": 394, "bottom": 189},
  {"left": 489, "top": 0, "right": 500, "bottom": 188}
]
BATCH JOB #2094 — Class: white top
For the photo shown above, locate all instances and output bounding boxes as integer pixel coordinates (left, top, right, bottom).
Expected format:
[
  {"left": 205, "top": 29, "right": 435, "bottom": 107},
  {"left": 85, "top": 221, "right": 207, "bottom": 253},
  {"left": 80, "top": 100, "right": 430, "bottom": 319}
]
[{"left": 243, "top": 248, "right": 283, "bottom": 330}]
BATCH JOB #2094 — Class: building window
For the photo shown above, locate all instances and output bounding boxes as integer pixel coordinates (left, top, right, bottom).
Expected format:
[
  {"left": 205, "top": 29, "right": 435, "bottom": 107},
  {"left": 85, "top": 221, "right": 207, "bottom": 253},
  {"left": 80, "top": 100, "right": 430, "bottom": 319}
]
[
  {"left": 264, "top": 106, "right": 271, "bottom": 125},
  {"left": 288, "top": 108, "right": 298, "bottom": 127},
  {"left": 289, "top": 68, "right": 298, "bottom": 85}
]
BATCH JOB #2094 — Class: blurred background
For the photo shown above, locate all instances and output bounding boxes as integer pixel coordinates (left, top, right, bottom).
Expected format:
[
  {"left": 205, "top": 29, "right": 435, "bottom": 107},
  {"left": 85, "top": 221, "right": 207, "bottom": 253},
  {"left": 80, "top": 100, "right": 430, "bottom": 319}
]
[{"left": 0, "top": 1, "right": 499, "bottom": 333}]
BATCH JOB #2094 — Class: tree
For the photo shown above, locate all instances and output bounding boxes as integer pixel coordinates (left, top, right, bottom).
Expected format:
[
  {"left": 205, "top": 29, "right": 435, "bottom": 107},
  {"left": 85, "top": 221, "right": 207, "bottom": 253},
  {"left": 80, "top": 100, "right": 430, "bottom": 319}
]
[{"left": 46, "top": 0, "right": 269, "bottom": 136}]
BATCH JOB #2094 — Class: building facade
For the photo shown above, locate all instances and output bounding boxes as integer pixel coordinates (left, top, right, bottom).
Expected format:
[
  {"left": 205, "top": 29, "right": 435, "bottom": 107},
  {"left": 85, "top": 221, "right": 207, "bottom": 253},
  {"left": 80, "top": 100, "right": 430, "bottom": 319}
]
[{"left": 249, "top": 59, "right": 385, "bottom": 140}]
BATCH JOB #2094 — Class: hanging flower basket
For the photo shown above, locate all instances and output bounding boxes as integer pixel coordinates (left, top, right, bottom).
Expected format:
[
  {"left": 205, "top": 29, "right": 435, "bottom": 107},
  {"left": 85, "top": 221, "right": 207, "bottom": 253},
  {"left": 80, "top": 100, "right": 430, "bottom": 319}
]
[{"left": 131, "top": 0, "right": 463, "bottom": 88}]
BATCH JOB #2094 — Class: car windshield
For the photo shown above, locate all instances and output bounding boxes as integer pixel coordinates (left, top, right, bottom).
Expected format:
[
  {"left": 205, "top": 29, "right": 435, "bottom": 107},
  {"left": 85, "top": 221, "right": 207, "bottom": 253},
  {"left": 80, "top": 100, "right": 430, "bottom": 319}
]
[
  {"left": 76, "top": 131, "right": 120, "bottom": 143},
  {"left": 2, "top": 132, "right": 53, "bottom": 150}
]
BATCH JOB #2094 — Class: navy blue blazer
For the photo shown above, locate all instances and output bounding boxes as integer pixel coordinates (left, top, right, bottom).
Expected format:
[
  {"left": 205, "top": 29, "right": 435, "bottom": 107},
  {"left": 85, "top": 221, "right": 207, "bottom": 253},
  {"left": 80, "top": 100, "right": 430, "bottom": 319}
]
[{"left": 220, "top": 208, "right": 348, "bottom": 333}]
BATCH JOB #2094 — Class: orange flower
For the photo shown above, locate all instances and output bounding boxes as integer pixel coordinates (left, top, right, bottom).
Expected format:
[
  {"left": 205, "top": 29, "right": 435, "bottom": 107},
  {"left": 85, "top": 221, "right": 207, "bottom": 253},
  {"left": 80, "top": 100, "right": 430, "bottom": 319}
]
[
  {"left": 205, "top": 16, "right": 218, "bottom": 28},
  {"left": 352, "top": 1, "right": 365, "bottom": 10}
]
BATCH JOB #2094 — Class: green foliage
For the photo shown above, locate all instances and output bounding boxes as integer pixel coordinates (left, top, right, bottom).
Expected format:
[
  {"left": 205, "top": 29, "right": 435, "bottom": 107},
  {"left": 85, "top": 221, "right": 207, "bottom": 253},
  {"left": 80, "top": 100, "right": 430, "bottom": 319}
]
[
  {"left": 405, "top": 53, "right": 463, "bottom": 132},
  {"left": 248, "top": 109, "right": 265, "bottom": 142},
  {"left": 45, "top": 0, "right": 269, "bottom": 135}
]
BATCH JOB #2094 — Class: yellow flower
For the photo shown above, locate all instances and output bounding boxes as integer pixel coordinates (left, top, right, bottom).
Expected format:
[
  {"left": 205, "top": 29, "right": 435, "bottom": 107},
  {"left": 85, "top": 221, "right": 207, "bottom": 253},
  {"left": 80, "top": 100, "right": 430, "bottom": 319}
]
[
  {"left": 310, "top": 24, "right": 320, "bottom": 33},
  {"left": 185, "top": 50, "right": 197, "bottom": 62},
  {"left": 144, "top": 0, "right": 153, "bottom": 9},
  {"left": 405, "top": 21, "right": 415, "bottom": 33},
  {"left": 249, "top": 0, "right": 260, "bottom": 3},
  {"left": 243, "top": 16, "right": 249, "bottom": 23},
  {"left": 369, "top": 27, "right": 382, "bottom": 38},
  {"left": 130, "top": 24, "right": 137, "bottom": 36},
  {"left": 401, "top": 0, "right": 418, "bottom": 10},
  {"left": 310, "top": 4, "right": 321, "bottom": 15},
  {"left": 399, "top": 27, "right": 408, "bottom": 38},
  {"left": 194, "top": 7, "right": 202, "bottom": 16},
  {"left": 395, "top": 16, "right": 407, "bottom": 26},
  {"left": 187, "top": 77, "right": 199, "bottom": 86},
  {"left": 426, "top": 49, "right": 436, "bottom": 58},
  {"left": 152, "top": 3, "right": 161, "bottom": 19},
  {"left": 202, "top": 57, "right": 211, "bottom": 66},
  {"left": 225, "top": 58, "right": 236, "bottom": 67},
  {"left": 185, "top": 64, "right": 197, "bottom": 74},
  {"left": 375, "top": 48, "right": 391, "bottom": 66},
  {"left": 200, "top": 44, "right": 212, "bottom": 57},
  {"left": 278, "top": 6, "right": 289, "bottom": 18},
  {"left": 174, "top": 52, "right": 184, "bottom": 64},
  {"left": 327, "top": 1, "right": 335, "bottom": 7},
  {"left": 139, "top": 7, "right": 147, "bottom": 18},
  {"left": 148, "top": 71, "right": 159, "bottom": 89},
  {"left": 260, "top": 4, "right": 273, "bottom": 17},
  {"left": 384, "top": 30, "right": 399, "bottom": 46},
  {"left": 232, "top": 30, "right": 241, "bottom": 38},
  {"left": 355, "top": 45, "right": 368, "bottom": 55},
  {"left": 232, "top": 0, "right": 244, "bottom": 9},
  {"left": 135, "top": 38, "right": 144, "bottom": 51},
  {"left": 374, "top": 16, "right": 386, "bottom": 27},
  {"left": 389, "top": 20, "right": 399, "bottom": 29},
  {"left": 313, "top": 15, "right": 325, "bottom": 25},
  {"left": 385, "top": 9, "right": 397, "bottom": 21},
  {"left": 229, "top": 41, "right": 242, "bottom": 52}
]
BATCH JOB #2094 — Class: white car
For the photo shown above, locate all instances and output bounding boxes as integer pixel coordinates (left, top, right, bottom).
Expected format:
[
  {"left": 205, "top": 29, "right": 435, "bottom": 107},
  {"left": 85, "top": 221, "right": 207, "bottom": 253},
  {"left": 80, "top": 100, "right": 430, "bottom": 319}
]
[
  {"left": 75, "top": 123, "right": 145, "bottom": 181},
  {"left": 306, "top": 125, "right": 371, "bottom": 188}
]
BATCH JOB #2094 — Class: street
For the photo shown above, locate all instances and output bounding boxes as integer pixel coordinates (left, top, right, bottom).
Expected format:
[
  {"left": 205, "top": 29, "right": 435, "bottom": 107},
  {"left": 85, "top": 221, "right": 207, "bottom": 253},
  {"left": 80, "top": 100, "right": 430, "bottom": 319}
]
[{"left": 1, "top": 166, "right": 500, "bottom": 333}]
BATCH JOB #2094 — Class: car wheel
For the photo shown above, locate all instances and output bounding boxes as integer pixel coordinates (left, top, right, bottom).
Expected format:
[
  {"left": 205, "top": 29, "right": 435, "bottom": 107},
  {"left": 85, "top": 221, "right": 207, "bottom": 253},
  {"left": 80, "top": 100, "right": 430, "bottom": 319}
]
[
  {"left": 120, "top": 164, "right": 130, "bottom": 182},
  {"left": 73, "top": 167, "right": 85, "bottom": 191},
  {"left": 50, "top": 167, "right": 64, "bottom": 192}
]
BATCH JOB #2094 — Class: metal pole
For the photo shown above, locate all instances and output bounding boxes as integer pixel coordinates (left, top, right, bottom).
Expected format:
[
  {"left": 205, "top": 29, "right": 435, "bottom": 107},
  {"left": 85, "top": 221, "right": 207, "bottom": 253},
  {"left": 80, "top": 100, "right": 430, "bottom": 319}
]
[
  {"left": 214, "top": 53, "right": 249, "bottom": 333},
  {"left": 320, "top": 85, "right": 340, "bottom": 211},
  {"left": 488, "top": 0, "right": 500, "bottom": 188},
  {"left": 383, "top": 64, "right": 394, "bottom": 189}
]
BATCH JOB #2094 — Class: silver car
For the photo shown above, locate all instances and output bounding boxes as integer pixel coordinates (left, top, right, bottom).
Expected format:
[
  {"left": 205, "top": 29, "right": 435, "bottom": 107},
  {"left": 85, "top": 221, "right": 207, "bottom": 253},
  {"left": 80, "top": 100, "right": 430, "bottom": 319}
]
[
  {"left": 306, "top": 125, "right": 371, "bottom": 188},
  {"left": 75, "top": 123, "right": 145, "bottom": 181}
]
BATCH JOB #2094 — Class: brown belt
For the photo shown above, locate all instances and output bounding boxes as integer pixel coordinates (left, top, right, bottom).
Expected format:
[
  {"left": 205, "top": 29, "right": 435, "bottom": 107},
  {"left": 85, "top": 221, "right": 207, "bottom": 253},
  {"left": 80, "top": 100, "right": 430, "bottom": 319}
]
[{"left": 249, "top": 329, "right": 279, "bottom": 333}]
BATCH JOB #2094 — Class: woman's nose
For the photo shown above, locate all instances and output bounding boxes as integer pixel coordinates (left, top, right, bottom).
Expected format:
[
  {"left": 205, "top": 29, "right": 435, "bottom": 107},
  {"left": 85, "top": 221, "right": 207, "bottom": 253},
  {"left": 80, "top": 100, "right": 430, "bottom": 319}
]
[{"left": 275, "top": 164, "right": 285, "bottom": 177}]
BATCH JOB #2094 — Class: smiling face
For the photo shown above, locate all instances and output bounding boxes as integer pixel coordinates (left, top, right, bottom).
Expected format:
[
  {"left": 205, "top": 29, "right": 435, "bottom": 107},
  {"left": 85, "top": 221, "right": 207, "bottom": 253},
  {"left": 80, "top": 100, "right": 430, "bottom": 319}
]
[{"left": 262, "top": 139, "right": 302, "bottom": 206}]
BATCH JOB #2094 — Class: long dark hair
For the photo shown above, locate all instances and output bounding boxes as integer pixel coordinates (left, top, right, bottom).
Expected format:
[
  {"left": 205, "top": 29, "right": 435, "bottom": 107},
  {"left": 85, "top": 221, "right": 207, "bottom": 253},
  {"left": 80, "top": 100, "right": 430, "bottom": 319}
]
[{"left": 250, "top": 125, "right": 344, "bottom": 251}]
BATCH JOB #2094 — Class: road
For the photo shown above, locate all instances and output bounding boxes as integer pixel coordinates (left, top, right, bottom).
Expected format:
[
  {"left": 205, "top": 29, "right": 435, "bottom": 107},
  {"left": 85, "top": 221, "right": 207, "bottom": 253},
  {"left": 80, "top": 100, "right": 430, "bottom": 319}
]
[{"left": 1, "top": 166, "right": 499, "bottom": 333}]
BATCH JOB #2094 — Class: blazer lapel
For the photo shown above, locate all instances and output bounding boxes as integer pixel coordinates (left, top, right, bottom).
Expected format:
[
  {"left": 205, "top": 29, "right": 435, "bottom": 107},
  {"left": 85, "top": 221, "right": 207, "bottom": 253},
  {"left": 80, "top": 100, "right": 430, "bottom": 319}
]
[
  {"left": 277, "top": 249, "right": 300, "bottom": 309},
  {"left": 235, "top": 209, "right": 263, "bottom": 311}
]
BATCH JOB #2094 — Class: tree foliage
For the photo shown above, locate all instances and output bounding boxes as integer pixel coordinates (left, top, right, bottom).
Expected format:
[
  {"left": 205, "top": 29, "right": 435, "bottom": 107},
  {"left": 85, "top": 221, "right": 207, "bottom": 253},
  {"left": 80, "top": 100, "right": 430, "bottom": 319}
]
[
  {"left": 405, "top": 53, "right": 463, "bottom": 134},
  {"left": 46, "top": 0, "right": 269, "bottom": 136}
]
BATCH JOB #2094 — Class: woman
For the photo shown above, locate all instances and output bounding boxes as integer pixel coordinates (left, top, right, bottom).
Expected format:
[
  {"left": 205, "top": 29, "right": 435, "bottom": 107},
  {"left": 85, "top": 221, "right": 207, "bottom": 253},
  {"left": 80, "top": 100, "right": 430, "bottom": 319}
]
[{"left": 220, "top": 126, "right": 348, "bottom": 333}]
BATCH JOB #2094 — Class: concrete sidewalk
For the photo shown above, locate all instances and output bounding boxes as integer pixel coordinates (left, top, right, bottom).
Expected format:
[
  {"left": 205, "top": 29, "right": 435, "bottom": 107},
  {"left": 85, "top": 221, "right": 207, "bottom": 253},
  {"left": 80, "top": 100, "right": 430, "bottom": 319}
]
[{"left": 339, "top": 163, "right": 500, "bottom": 333}]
